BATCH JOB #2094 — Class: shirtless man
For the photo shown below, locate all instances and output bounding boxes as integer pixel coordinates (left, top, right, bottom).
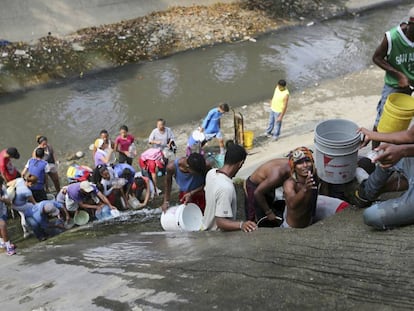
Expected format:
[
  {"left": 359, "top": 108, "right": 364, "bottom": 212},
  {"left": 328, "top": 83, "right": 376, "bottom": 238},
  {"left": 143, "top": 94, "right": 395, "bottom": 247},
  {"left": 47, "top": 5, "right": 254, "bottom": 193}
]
[
  {"left": 283, "top": 147, "right": 349, "bottom": 228},
  {"left": 244, "top": 158, "right": 290, "bottom": 224}
]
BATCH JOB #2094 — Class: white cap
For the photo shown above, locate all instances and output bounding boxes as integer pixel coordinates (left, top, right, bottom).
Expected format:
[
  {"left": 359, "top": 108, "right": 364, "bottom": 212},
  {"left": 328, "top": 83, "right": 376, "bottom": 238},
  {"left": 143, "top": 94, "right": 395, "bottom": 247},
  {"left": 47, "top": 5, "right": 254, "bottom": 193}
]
[{"left": 80, "top": 181, "right": 94, "bottom": 193}]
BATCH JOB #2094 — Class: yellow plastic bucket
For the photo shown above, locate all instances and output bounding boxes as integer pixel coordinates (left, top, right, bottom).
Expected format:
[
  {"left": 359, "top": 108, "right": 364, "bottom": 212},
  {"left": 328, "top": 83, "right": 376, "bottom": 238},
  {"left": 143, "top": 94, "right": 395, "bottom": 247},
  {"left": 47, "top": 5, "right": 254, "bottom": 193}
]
[
  {"left": 243, "top": 131, "right": 254, "bottom": 149},
  {"left": 377, "top": 93, "right": 414, "bottom": 133}
]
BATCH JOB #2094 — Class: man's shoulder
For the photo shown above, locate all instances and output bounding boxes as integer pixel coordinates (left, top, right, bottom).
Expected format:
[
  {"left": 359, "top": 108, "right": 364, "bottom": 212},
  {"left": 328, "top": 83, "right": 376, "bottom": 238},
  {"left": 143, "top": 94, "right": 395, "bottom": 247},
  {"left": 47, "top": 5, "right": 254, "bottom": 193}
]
[{"left": 283, "top": 177, "right": 296, "bottom": 189}]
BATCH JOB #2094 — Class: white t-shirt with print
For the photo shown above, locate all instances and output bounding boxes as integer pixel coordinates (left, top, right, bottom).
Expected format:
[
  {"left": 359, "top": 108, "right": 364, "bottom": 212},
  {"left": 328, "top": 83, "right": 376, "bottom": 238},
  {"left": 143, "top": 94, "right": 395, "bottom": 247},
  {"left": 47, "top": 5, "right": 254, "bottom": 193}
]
[{"left": 202, "top": 168, "right": 237, "bottom": 231}]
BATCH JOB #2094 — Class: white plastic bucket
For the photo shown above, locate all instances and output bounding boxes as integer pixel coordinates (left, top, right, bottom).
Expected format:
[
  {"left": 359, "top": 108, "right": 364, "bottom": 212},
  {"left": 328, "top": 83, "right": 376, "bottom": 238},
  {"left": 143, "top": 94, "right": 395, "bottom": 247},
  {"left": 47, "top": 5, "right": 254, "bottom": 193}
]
[
  {"left": 314, "top": 119, "right": 360, "bottom": 184},
  {"left": 160, "top": 203, "right": 202, "bottom": 232}
]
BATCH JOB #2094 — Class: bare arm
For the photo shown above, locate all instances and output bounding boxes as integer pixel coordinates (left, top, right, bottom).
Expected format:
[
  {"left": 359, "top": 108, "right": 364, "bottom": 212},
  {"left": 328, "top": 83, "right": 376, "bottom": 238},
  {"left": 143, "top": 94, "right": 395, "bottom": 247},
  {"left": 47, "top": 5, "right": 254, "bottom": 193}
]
[
  {"left": 278, "top": 94, "right": 289, "bottom": 120},
  {"left": 161, "top": 162, "right": 175, "bottom": 212},
  {"left": 62, "top": 206, "right": 70, "bottom": 222},
  {"left": 359, "top": 126, "right": 414, "bottom": 145},
  {"left": 114, "top": 141, "right": 120, "bottom": 153},
  {"left": 253, "top": 175, "right": 284, "bottom": 221},
  {"left": 141, "top": 180, "right": 151, "bottom": 207},
  {"left": 215, "top": 217, "right": 256, "bottom": 232},
  {"left": 181, "top": 185, "right": 204, "bottom": 205},
  {"left": 374, "top": 143, "right": 414, "bottom": 168},
  {"left": 373, "top": 35, "right": 410, "bottom": 88},
  {"left": 97, "top": 191, "right": 117, "bottom": 210},
  {"left": 78, "top": 202, "right": 101, "bottom": 210},
  {"left": 21, "top": 167, "right": 28, "bottom": 177}
]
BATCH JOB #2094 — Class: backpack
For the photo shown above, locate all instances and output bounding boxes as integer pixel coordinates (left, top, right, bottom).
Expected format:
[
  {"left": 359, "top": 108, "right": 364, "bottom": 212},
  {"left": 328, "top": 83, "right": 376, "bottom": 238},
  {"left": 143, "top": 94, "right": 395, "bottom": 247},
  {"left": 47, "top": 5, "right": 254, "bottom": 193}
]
[{"left": 66, "top": 164, "right": 93, "bottom": 183}]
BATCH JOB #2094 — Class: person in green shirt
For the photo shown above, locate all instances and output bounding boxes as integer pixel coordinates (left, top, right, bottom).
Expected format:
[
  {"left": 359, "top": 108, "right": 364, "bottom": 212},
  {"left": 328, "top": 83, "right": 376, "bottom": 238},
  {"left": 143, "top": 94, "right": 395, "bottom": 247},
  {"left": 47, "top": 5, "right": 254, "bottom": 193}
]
[{"left": 371, "top": 7, "right": 414, "bottom": 148}]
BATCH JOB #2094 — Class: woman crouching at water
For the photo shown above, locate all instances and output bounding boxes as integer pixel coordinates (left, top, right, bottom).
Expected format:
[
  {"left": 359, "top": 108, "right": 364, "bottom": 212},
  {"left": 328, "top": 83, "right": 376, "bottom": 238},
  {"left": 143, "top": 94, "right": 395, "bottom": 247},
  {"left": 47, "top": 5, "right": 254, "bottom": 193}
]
[
  {"left": 33, "top": 135, "right": 60, "bottom": 192},
  {"left": 9, "top": 174, "right": 38, "bottom": 238},
  {"left": 93, "top": 164, "right": 128, "bottom": 210}
]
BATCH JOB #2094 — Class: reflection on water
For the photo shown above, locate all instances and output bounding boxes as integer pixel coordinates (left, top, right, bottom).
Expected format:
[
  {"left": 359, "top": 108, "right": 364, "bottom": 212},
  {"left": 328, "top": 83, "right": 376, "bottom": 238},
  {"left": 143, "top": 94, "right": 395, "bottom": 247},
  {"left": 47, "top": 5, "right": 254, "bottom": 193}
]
[
  {"left": 0, "top": 3, "right": 411, "bottom": 162},
  {"left": 155, "top": 63, "right": 180, "bottom": 98},
  {"left": 210, "top": 51, "right": 247, "bottom": 83}
]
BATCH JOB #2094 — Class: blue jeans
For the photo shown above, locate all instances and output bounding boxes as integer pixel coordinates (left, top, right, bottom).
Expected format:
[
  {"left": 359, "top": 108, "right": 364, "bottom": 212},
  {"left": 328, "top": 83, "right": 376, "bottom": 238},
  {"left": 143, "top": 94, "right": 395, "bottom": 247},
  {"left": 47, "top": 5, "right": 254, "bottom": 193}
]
[
  {"left": 26, "top": 217, "right": 46, "bottom": 240},
  {"left": 266, "top": 111, "right": 282, "bottom": 138},
  {"left": 26, "top": 217, "right": 64, "bottom": 240},
  {"left": 363, "top": 157, "right": 414, "bottom": 229}
]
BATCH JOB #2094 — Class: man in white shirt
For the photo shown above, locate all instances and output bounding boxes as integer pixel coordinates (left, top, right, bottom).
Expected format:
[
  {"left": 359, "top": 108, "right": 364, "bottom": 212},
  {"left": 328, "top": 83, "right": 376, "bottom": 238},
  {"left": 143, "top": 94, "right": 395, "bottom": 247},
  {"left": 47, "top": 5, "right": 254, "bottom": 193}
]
[
  {"left": 202, "top": 142, "right": 257, "bottom": 232},
  {"left": 148, "top": 118, "right": 176, "bottom": 151}
]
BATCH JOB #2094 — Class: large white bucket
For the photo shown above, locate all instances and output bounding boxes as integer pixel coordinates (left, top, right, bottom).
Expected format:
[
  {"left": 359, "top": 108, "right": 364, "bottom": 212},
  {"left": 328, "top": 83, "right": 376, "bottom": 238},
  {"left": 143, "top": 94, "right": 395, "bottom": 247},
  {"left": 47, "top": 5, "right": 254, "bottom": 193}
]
[
  {"left": 160, "top": 203, "right": 202, "bottom": 232},
  {"left": 314, "top": 119, "right": 360, "bottom": 184}
]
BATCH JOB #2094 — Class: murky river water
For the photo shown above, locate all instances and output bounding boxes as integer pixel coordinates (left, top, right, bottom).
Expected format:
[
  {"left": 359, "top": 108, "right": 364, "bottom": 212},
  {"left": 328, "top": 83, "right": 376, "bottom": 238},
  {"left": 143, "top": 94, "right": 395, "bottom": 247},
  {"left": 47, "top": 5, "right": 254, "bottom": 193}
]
[{"left": 0, "top": 3, "right": 411, "bottom": 165}]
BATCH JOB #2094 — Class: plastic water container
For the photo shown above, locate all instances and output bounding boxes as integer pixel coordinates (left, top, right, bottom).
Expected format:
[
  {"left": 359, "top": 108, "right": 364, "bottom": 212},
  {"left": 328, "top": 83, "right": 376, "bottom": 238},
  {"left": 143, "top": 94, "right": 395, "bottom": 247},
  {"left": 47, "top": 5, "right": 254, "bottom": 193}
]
[
  {"left": 243, "top": 130, "right": 254, "bottom": 149},
  {"left": 314, "top": 119, "right": 361, "bottom": 184},
  {"left": 74, "top": 210, "right": 90, "bottom": 226},
  {"left": 377, "top": 93, "right": 414, "bottom": 133},
  {"left": 128, "top": 143, "right": 137, "bottom": 158},
  {"left": 160, "top": 203, "right": 202, "bottom": 232},
  {"left": 95, "top": 205, "right": 112, "bottom": 220}
]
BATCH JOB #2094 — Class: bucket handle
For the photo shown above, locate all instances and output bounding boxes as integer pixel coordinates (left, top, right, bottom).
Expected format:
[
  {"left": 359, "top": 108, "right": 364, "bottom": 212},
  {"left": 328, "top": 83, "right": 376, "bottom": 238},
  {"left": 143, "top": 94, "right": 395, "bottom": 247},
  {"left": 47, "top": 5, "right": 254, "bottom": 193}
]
[{"left": 256, "top": 215, "right": 282, "bottom": 226}]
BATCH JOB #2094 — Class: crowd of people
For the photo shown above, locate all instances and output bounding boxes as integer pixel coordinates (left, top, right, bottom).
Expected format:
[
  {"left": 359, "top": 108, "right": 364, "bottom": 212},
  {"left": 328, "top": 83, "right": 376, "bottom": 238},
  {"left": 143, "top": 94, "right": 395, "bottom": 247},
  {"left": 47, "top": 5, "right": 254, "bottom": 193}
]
[
  {"left": 1, "top": 7, "right": 413, "bottom": 257},
  {"left": 0, "top": 102, "right": 233, "bottom": 256}
]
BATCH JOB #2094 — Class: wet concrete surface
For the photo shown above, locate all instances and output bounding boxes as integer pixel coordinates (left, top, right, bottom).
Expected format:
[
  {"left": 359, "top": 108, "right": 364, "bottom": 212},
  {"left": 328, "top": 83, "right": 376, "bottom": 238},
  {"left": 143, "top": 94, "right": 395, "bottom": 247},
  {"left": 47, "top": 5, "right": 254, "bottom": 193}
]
[{"left": 2, "top": 207, "right": 414, "bottom": 310}]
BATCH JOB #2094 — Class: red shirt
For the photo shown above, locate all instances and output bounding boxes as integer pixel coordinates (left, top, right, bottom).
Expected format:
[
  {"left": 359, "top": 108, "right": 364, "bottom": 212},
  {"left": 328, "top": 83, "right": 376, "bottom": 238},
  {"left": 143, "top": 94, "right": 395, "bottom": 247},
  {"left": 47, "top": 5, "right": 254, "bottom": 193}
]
[
  {"left": 115, "top": 134, "right": 135, "bottom": 152},
  {"left": 0, "top": 149, "right": 18, "bottom": 181}
]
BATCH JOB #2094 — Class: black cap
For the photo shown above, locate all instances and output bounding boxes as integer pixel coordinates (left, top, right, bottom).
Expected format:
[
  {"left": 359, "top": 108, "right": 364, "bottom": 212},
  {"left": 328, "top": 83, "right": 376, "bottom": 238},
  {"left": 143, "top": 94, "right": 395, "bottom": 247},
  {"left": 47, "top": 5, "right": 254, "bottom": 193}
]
[{"left": 7, "top": 147, "right": 20, "bottom": 159}]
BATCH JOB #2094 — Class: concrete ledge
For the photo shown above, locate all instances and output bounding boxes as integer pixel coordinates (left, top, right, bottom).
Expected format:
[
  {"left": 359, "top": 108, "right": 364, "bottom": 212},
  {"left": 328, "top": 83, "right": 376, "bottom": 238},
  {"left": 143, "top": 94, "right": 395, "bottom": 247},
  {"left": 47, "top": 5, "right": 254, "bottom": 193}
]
[{"left": 346, "top": 0, "right": 410, "bottom": 13}]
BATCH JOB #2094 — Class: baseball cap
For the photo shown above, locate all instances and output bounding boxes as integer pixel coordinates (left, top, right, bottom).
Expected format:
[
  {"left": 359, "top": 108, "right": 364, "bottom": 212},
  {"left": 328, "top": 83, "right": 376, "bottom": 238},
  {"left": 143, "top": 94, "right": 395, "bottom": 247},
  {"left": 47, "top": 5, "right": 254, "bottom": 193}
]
[
  {"left": 44, "top": 203, "right": 60, "bottom": 217},
  {"left": 80, "top": 181, "right": 94, "bottom": 193},
  {"left": 96, "top": 138, "right": 105, "bottom": 148}
]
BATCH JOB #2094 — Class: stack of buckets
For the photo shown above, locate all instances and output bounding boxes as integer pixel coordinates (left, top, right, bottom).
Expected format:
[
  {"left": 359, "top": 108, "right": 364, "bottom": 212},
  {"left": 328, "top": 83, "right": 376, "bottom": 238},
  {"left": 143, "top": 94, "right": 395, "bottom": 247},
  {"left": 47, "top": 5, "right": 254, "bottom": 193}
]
[
  {"left": 314, "top": 119, "right": 360, "bottom": 184},
  {"left": 377, "top": 93, "right": 414, "bottom": 133}
]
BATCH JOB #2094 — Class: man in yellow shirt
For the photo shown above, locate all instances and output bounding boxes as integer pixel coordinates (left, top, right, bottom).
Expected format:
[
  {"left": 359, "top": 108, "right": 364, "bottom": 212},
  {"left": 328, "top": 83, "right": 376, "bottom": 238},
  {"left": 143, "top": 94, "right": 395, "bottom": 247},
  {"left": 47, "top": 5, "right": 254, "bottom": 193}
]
[{"left": 265, "top": 79, "right": 289, "bottom": 141}]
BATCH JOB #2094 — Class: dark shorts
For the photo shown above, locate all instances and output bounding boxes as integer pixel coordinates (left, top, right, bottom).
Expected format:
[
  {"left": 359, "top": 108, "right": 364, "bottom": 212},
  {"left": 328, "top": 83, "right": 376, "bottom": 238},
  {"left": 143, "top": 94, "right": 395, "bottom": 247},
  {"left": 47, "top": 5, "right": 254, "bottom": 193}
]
[
  {"left": 31, "top": 189, "right": 48, "bottom": 202},
  {"left": 244, "top": 177, "right": 258, "bottom": 221},
  {"left": 118, "top": 152, "right": 133, "bottom": 165},
  {"left": 179, "top": 191, "right": 206, "bottom": 214},
  {"left": 245, "top": 177, "right": 284, "bottom": 227}
]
